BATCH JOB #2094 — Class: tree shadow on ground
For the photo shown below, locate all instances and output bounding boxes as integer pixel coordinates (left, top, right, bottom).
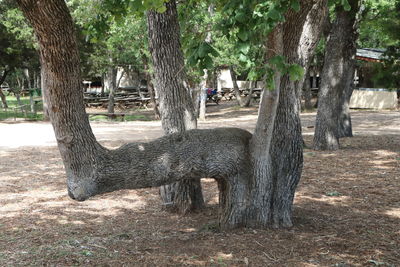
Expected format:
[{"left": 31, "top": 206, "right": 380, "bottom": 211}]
[{"left": 0, "top": 126, "right": 399, "bottom": 266}]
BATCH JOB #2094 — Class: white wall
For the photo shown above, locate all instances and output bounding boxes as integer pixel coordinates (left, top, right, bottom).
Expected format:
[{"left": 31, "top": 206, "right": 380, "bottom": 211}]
[
  {"left": 350, "top": 89, "right": 397, "bottom": 109},
  {"left": 217, "top": 69, "right": 261, "bottom": 90}
]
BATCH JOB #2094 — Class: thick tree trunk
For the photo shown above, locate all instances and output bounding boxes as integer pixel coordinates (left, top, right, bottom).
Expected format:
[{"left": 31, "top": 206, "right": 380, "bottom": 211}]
[
  {"left": 338, "top": 69, "right": 355, "bottom": 137},
  {"left": 218, "top": 0, "right": 329, "bottom": 229},
  {"left": 147, "top": 0, "right": 204, "bottom": 213},
  {"left": 313, "top": 0, "right": 361, "bottom": 150},
  {"left": 0, "top": 69, "right": 9, "bottom": 108},
  {"left": 268, "top": 0, "right": 328, "bottom": 228},
  {"left": 17, "top": 0, "right": 105, "bottom": 196},
  {"left": 18, "top": 0, "right": 328, "bottom": 230}
]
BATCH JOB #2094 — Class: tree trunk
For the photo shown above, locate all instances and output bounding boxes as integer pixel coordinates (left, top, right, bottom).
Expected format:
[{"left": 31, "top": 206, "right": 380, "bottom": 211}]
[
  {"left": 17, "top": 0, "right": 105, "bottom": 197},
  {"left": 146, "top": 73, "right": 161, "bottom": 119},
  {"left": 40, "top": 65, "right": 50, "bottom": 121},
  {"left": 23, "top": 68, "right": 36, "bottom": 113},
  {"left": 18, "top": 0, "right": 328, "bottom": 230},
  {"left": 105, "top": 65, "right": 117, "bottom": 115},
  {"left": 218, "top": 0, "right": 329, "bottom": 229},
  {"left": 198, "top": 75, "right": 207, "bottom": 121},
  {"left": 229, "top": 66, "right": 253, "bottom": 107},
  {"left": 303, "top": 68, "right": 313, "bottom": 110},
  {"left": 142, "top": 56, "right": 160, "bottom": 119},
  {"left": 338, "top": 68, "right": 355, "bottom": 137},
  {"left": 0, "top": 69, "right": 9, "bottom": 108},
  {"left": 147, "top": 0, "right": 204, "bottom": 213},
  {"left": 198, "top": 4, "right": 214, "bottom": 121},
  {"left": 313, "top": 0, "right": 362, "bottom": 150}
]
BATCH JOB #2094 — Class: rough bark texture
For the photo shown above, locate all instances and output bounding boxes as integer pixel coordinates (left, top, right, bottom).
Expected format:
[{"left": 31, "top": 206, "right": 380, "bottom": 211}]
[
  {"left": 303, "top": 69, "right": 313, "bottom": 110},
  {"left": 17, "top": 0, "right": 106, "bottom": 198},
  {"left": 218, "top": 0, "right": 329, "bottom": 229},
  {"left": 147, "top": 1, "right": 204, "bottom": 213},
  {"left": 40, "top": 65, "right": 50, "bottom": 120},
  {"left": 268, "top": 0, "right": 328, "bottom": 227},
  {"left": 18, "top": 0, "right": 327, "bottom": 230},
  {"left": 105, "top": 66, "right": 117, "bottom": 114},
  {"left": 313, "top": 0, "right": 361, "bottom": 150},
  {"left": 143, "top": 56, "right": 160, "bottom": 119},
  {"left": 0, "top": 69, "right": 9, "bottom": 108}
]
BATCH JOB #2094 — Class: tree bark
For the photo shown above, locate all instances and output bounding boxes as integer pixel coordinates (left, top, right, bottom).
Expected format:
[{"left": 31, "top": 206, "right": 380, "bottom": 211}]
[
  {"left": 198, "top": 75, "right": 207, "bottom": 121},
  {"left": 105, "top": 65, "right": 117, "bottom": 115},
  {"left": 40, "top": 65, "right": 50, "bottom": 121},
  {"left": 313, "top": 0, "right": 362, "bottom": 150},
  {"left": 23, "top": 68, "right": 36, "bottom": 113},
  {"left": 198, "top": 4, "right": 214, "bottom": 121},
  {"left": 268, "top": 0, "right": 328, "bottom": 228},
  {"left": 218, "top": 0, "right": 329, "bottom": 229},
  {"left": 147, "top": 0, "right": 204, "bottom": 213},
  {"left": 303, "top": 68, "right": 313, "bottom": 110},
  {"left": 229, "top": 66, "right": 253, "bottom": 107},
  {"left": 146, "top": 73, "right": 161, "bottom": 119},
  {"left": 17, "top": 0, "right": 105, "bottom": 196},
  {"left": 0, "top": 69, "right": 9, "bottom": 108},
  {"left": 142, "top": 56, "right": 160, "bottom": 119},
  {"left": 18, "top": 0, "right": 327, "bottom": 230}
]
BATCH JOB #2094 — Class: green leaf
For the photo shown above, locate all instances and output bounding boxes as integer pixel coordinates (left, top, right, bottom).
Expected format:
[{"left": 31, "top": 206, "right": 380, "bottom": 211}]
[
  {"left": 267, "top": 8, "right": 281, "bottom": 20},
  {"left": 235, "top": 12, "right": 247, "bottom": 23},
  {"left": 269, "top": 55, "right": 284, "bottom": 66},
  {"left": 288, "top": 64, "right": 304, "bottom": 81},
  {"left": 290, "top": 0, "right": 301, "bottom": 12},
  {"left": 156, "top": 5, "right": 167, "bottom": 13},
  {"left": 237, "top": 29, "right": 249, "bottom": 42},
  {"left": 238, "top": 42, "right": 250, "bottom": 54},
  {"left": 239, "top": 54, "right": 248, "bottom": 62},
  {"left": 198, "top": 43, "right": 208, "bottom": 58},
  {"left": 203, "top": 56, "right": 213, "bottom": 69},
  {"left": 341, "top": 0, "right": 351, "bottom": 11}
]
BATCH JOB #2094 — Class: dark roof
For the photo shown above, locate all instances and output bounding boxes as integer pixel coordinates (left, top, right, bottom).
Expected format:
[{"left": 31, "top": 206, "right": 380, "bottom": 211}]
[{"left": 356, "top": 48, "right": 386, "bottom": 61}]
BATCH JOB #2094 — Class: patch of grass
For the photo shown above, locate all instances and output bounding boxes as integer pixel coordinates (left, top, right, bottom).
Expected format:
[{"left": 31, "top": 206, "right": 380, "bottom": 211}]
[
  {"left": 230, "top": 105, "right": 242, "bottom": 111},
  {"left": 89, "top": 115, "right": 109, "bottom": 121},
  {"left": 88, "top": 114, "right": 153, "bottom": 122},
  {"left": 124, "top": 114, "right": 152, "bottom": 121},
  {"left": 325, "top": 191, "right": 341, "bottom": 197},
  {"left": 0, "top": 96, "right": 43, "bottom": 121}
]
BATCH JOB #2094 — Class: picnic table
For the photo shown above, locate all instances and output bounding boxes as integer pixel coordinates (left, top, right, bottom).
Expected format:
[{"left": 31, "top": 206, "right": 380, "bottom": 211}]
[{"left": 84, "top": 95, "right": 152, "bottom": 109}]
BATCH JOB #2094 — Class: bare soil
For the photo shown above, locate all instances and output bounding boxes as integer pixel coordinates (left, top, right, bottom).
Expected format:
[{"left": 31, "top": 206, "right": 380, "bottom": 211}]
[{"left": 0, "top": 101, "right": 399, "bottom": 266}]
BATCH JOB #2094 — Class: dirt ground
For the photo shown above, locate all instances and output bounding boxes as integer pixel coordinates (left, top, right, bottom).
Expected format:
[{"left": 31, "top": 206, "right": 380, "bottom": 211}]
[{"left": 0, "top": 101, "right": 399, "bottom": 266}]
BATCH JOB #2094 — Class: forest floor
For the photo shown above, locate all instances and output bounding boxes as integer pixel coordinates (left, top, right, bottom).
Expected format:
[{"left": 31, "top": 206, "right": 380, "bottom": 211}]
[{"left": 0, "top": 101, "right": 399, "bottom": 266}]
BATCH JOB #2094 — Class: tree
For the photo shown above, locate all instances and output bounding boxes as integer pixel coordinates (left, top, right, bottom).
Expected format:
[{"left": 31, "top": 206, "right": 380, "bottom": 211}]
[
  {"left": 313, "top": 0, "right": 363, "bottom": 150},
  {"left": 0, "top": 4, "right": 38, "bottom": 109},
  {"left": 17, "top": 0, "right": 327, "bottom": 229},
  {"left": 146, "top": 0, "right": 204, "bottom": 213},
  {"left": 358, "top": 0, "right": 400, "bottom": 89}
]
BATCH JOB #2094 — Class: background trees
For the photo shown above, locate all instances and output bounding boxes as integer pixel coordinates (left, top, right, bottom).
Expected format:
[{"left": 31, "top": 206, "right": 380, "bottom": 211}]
[{"left": 0, "top": 2, "right": 38, "bottom": 108}]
